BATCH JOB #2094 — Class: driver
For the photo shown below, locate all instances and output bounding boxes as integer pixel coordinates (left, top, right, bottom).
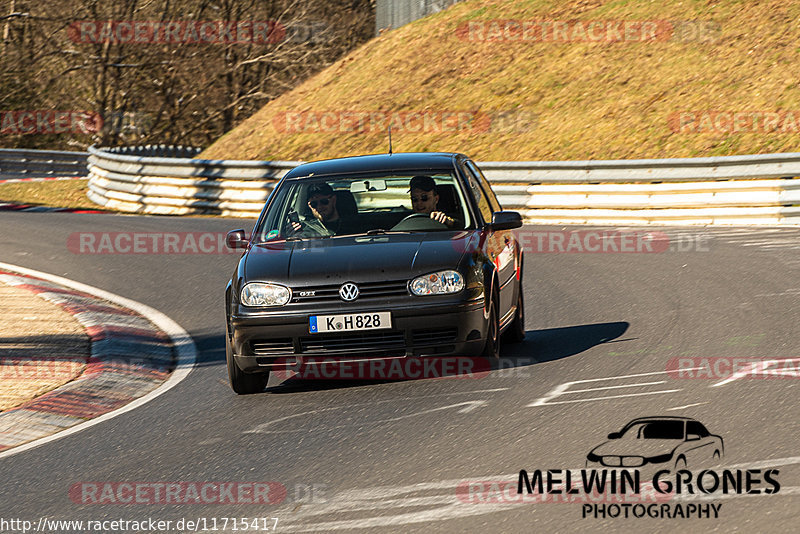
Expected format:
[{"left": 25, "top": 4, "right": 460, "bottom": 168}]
[
  {"left": 290, "top": 182, "right": 349, "bottom": 236},
  {"left": 409, "top": 175, "right": 455, "bottom": 227}
]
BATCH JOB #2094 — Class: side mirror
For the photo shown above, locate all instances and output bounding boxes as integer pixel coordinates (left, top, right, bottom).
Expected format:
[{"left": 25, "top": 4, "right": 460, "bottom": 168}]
[
  {"left": 607, "top": 432, "right": 621, "bottom": 440},
  {"left": 687, "top": 433, "right": 701, "bottom": 441},
  {"left": 488, "top": 211, "right": 522, "bottom": 231},
  {"left": 226, "top": 229, "right": 248, "bottom": 250}
]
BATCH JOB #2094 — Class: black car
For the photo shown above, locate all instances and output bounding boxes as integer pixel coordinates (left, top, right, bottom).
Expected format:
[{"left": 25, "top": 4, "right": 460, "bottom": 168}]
[
  {"left": 586, "top": 417, "right": 724, "bottom": 475},
  {"left": 224, "top": 152, "right": 525, "bottom": 394}
]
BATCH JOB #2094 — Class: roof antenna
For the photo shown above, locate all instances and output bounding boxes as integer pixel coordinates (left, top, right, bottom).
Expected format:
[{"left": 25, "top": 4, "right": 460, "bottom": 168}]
[{"left": 388, "top": 125, "right": 393, "bottom": 155}]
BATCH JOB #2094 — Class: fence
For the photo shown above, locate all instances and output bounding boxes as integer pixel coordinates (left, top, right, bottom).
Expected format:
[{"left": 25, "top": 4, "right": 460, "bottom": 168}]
[{"left": 376, "top": 0, "right": 462, "bottom": 34}]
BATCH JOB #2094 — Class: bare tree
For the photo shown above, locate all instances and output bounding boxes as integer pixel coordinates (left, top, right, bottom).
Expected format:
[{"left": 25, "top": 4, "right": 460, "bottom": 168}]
[{"left": 0, "top": 0, "right": 374, "bottom": 149}]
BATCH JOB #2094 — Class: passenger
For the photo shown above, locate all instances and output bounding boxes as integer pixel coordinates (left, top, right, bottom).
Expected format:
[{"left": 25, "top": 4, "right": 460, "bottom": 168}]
[{"left": 409, "top": 175, "right": 455, "bottom": 227}]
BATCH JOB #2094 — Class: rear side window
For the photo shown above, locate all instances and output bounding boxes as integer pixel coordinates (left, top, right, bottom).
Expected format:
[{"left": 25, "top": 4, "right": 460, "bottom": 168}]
[{"left": 686, "top": 421, "right": 709, "bottom": 437}]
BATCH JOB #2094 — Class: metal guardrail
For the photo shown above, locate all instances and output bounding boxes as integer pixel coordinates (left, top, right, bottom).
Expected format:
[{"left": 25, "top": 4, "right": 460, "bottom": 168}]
[
  {"left": 86, "top": 145, "right": 800, "bottom": 225},
  {"left": 0, "top": 148, "right": 89, "bottom": 179},
  {"left": 86, "top": 145, "right": 300, "bottom": 217},
  {"left": 479, "top": 153, "right": 800, "bottom": 183}
]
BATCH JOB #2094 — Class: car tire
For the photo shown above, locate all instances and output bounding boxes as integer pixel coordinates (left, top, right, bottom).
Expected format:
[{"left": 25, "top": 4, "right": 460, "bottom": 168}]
[
  {"left": 481, "top": 294, "right": 500, "bottom": 359},
  {"left": 226, "top": 330, "right": 268, "bottom": 395},
  {"left": 503, "top": 289, "right": 525, "bottom": 343}
]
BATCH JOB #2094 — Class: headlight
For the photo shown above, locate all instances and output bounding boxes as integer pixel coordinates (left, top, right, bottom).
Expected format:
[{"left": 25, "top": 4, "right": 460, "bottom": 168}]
[
  {"left": 646, "top": 453, "right": 674, "bottom": 464},
  {"left": 410, "top": 270, "right": 464, "bottom": 296},
  {"left": 241, "top": 282, "right": 291, "bottom": 307}
]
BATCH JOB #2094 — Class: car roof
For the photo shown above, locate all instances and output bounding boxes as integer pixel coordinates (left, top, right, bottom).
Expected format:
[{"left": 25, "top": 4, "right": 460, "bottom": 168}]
[
  {"left": 283, "top": 152, "right": 463, "bottom": 179},
  {"left": 624, "top": 416, "right": 699, "bottom": 424}
]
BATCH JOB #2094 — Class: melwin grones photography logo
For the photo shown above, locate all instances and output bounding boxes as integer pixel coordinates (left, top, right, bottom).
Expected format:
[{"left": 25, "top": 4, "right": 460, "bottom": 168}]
[{"left": 517, "top": 417, "right": 781, "bottom": 519}]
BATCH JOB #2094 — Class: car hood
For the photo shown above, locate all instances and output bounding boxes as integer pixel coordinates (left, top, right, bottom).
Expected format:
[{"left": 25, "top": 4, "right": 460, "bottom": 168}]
[
  {"left": 590, "top": 437, "right": 683, "bottom": 458},
  {"left": 244, "top": 231, "right": 476, "bottom": 284}
]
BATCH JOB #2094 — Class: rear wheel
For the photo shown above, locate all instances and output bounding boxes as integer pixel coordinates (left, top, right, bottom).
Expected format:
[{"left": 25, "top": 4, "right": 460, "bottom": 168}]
[
  {"left": 481, "top": 295, "right": 500, "bottom": 359},
  {"left": 504, "top": 289, "right": 525, "bottom": 343},
  {"left": 226, "top": 330, "right": 268, "bottom": 395}
]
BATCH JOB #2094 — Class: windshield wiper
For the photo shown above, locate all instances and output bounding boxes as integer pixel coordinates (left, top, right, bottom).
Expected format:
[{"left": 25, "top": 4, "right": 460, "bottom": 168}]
[{"left": 365, "top": 228, "right": 387, "bottom": 235}]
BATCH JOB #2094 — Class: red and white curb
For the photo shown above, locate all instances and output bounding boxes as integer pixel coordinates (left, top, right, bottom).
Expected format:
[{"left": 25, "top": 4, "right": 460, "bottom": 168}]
[
  {"left": 0, "top": 202, "right": 104, "bottom": 213},
  {"left": 0, "top": 262, "right": 195, "bottom": 458}
]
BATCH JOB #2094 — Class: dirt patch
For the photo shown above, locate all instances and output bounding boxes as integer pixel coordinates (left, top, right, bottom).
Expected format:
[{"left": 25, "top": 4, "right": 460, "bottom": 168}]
[
  {"left": 0, "top": 282, "right": 90, "bottom": 411},
  {"left": 0, "top": 179, "right": 99, "bottom": 211}
]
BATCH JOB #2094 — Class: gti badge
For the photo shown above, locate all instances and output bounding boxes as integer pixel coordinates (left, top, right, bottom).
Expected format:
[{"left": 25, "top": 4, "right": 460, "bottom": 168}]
[{"left": 339, "top": 282, "right": 359, "bottom": 301}]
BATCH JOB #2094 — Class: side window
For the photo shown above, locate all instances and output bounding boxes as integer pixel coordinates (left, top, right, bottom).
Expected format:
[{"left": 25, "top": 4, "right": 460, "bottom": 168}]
[
  {"left": 466, "top": 160, "right": 502, "bottom": 213},
  {"left": 460, "top": 162, "right": 493, "bottom": 223},
  {"left": 687, "top": 421, "right": 709, "bottom": 437}
]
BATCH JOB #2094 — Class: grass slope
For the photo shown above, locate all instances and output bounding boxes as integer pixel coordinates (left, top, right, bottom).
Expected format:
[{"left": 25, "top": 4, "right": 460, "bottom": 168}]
[{"left": 201, "top": 0, "right": 800, "bottom": 162}]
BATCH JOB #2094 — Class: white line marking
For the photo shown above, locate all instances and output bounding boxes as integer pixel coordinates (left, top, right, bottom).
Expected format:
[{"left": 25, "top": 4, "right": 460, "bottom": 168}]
[
  {"left": 531, "top": 389, "right": 682, "bottom": 406},
  {"left": 754, "top": 289, "right": 800, "bottom": 297},
  {"left": 430, "top": 387, "right": 509, "bottom": 395},
  {"left": 527, "top": 368, "right": 702, "bottom": 407},
  {"left": 563, "top": 369, "right": 701, "bottom": 383},
  {"left": 0, "top": 262, "right": 196, "bottom": 459},
  {"left": 247, "top": 400, "right": 488, "bottom": 434},
  {"left": 667, "top": 402, "right": 708, "bottom": 411},
  {"left": 566, "top": 380, "right": 666, "bottom": 394},
  {"left": 710, "top": 359, "right": 800, "bottom": 387}
]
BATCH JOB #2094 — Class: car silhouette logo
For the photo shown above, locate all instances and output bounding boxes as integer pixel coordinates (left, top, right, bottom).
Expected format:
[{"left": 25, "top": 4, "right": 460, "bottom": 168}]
[
  {"left": 339, "top": 283, "right": 359, "bottom": 301},
  {"left": 586, "top": 416, "right": 724, "bottom": 472}
]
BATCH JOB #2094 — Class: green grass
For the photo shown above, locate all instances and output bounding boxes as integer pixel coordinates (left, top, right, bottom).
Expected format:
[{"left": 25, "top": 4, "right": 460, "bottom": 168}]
[{"left": 200, "top": 0, "right": 800, "bottom": 162}]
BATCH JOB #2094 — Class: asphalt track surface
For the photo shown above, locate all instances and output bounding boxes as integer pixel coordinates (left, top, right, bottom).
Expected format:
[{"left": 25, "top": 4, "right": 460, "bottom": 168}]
[{"left": 0, "top": 211, "right": 798, "bottom": 533}]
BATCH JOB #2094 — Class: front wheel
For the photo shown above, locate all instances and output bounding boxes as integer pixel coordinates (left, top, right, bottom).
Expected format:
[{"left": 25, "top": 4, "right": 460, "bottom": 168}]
[
  {"left": 481, "top": 297, "right": 500, "bottom": 359},
  {"left": 504, "top": 289, "right": 525, "bottom": 343},
  {"left": 226, "top": 331, "right": 268, "bottom": 394}
]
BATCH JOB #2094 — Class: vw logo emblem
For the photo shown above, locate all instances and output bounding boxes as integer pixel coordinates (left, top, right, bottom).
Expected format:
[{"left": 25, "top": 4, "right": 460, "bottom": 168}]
[{"left": 339, "top": 282, "right": 359, "bottom": 301}]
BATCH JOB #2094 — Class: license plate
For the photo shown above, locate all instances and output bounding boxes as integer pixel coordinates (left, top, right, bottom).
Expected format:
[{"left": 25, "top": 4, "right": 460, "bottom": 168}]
[{"left": 309, "top": 312, "right": 392, "bottom": 333}]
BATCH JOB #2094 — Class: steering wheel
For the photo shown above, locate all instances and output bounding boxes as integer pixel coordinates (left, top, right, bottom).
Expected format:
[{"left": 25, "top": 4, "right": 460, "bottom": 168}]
[{"left": 391, "top": 212, "right": 448, "bottom": 231}]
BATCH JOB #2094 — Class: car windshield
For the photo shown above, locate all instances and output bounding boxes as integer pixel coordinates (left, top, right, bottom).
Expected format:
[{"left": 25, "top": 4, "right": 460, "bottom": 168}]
[
  {"left": 253, "top": 172, "right": 474, "bottom": 242},
  {"left": 622, "top": 421, "right": 684, "bottom": 440}
]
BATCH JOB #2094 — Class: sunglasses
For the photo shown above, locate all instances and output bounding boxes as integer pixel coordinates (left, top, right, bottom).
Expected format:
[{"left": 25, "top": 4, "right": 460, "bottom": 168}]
[
  {"left": 308, "top": 197, "right": 331, "bottom": 208},
  {"left": 411, "top": 195, "right": 431, "bottom": 203}
]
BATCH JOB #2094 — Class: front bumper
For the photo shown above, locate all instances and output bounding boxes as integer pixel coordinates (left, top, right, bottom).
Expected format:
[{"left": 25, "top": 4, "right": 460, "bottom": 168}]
[{"left": 230, "top": 299, "right": 487, "bottom": 373}]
